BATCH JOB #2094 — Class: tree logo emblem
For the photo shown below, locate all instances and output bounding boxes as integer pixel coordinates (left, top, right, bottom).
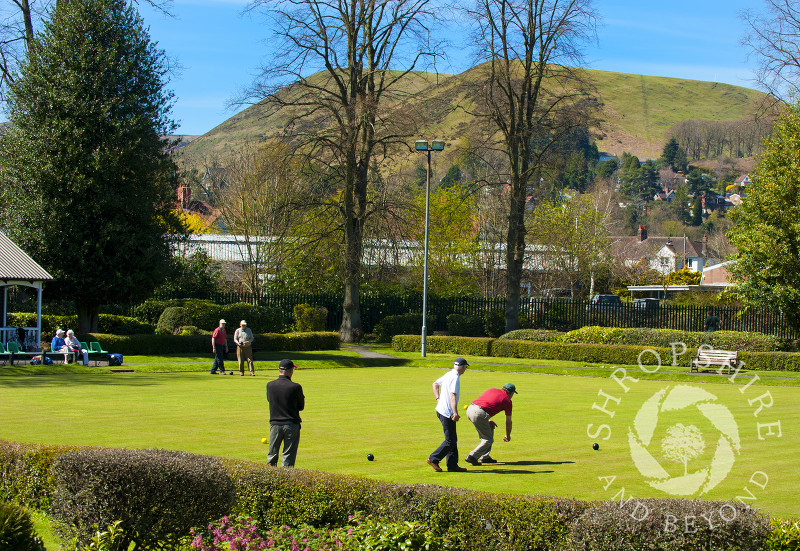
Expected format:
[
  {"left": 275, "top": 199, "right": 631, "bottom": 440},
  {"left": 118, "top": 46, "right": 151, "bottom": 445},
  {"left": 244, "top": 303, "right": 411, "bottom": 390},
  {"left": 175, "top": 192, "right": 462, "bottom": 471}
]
[{"left": 628, "top": 385, "right": 741, "bottom": 496}]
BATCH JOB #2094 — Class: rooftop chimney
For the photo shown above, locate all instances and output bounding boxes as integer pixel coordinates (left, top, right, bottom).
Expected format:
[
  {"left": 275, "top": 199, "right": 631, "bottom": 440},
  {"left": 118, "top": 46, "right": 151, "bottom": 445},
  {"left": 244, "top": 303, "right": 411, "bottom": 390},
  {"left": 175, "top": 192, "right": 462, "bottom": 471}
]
[
  {"left": 702, "top": 234, "right": 708, "bottom": 257},
  {"left": 178, "top": 184, "right": 191, "bottom": 210},
  {"left": 637, "top": 225, "right": 647, "bottom": 242}
]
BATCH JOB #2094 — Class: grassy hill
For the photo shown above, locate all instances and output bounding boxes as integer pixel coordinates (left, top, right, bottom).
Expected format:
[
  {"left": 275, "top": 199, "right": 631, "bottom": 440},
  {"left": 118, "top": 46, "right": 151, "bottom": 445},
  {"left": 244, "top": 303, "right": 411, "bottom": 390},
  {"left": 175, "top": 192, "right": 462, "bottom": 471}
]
[{"left": 177, "top": 66, "right": 767, "bottom": 173}]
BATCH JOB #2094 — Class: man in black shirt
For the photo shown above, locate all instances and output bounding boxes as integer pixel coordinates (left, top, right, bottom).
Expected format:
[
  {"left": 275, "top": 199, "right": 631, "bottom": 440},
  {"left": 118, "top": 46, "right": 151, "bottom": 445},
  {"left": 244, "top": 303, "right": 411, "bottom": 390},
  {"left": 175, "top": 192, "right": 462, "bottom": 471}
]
[{"left": 266, "top": 359, "right": 305, "bottom": 467}]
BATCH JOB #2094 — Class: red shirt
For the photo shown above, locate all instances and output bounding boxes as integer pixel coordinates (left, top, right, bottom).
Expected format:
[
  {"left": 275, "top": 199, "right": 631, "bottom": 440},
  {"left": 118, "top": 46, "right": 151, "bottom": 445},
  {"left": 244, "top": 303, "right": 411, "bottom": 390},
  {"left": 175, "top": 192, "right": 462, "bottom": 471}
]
[
  {"left": 212, "top": 327, "right": 227, "bottom": 345},
  {"left": 473, "top": 388, "right": 513, "bottom": 417}
]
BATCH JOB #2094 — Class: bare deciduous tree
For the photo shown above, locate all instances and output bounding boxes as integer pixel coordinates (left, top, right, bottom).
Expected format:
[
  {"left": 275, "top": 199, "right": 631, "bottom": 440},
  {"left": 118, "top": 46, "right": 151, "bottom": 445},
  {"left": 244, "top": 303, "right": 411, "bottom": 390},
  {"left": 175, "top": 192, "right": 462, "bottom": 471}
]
[
  {"left": 467, "top": 0, "right": 598, "bottom": 331},
  {"left": 742, "top": 0, "right": 800, "bottom": 100},
  {"left": 212, "top": 141, "right": 300, "bottom": 296},
  {"left": 242, "top": 0, "right": 439, "bottom": 341}
]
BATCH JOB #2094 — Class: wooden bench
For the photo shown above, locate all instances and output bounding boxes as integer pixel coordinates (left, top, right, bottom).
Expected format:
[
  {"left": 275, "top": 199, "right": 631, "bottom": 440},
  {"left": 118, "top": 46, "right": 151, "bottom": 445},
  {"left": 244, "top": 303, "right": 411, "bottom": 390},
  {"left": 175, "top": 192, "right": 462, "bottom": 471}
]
[{"left": 691, "top": 348, "right": 738, "bottom": 375}]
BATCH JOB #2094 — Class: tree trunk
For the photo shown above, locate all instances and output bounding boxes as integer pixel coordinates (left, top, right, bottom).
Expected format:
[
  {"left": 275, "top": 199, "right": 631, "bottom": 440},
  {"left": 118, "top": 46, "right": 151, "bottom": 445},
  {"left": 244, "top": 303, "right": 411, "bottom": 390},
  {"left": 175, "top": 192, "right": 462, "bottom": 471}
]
[
  {"left": 505, "top": 176, "right": 527, "bottom": 333},
  {"left": 340, "top": 219, "right": 363, "bottom": 342},
  {"left": 76, "top": 300, "right": 100, "bottom": 333}
]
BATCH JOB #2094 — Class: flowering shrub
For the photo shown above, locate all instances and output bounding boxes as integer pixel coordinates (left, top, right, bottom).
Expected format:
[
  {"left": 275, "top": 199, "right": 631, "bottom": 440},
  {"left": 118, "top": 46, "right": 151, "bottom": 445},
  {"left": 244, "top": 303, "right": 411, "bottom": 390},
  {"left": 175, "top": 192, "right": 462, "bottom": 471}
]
[
  {"left": 190, "top": 514, "right": 444, "bottom": 551},
  {"left": 191, "top": 515, "right": 345, "bottom": 551}
]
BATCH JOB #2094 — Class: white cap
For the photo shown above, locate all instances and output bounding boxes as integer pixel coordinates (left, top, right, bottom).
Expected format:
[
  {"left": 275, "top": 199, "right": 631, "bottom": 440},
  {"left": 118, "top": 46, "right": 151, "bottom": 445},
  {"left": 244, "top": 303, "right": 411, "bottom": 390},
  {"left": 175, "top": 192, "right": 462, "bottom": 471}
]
[
  {"left": 219, "top": 319, "right": 226, "bottom": 324},
  {"left": 240, "top": 320, "right": 247, "bottom": 326}
]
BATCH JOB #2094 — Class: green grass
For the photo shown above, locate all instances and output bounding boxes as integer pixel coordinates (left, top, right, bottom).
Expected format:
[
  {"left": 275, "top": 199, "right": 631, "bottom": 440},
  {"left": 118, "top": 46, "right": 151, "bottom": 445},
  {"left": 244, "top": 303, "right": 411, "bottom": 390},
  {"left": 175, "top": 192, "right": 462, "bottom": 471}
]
[{"left": 2, "top": 351, "right": 798, "bottom": 549}]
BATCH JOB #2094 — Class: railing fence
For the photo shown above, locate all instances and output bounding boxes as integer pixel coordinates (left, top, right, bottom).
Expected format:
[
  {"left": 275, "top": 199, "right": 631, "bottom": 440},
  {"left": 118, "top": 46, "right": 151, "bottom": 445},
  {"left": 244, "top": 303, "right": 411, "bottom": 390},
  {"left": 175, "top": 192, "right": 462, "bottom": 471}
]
[{"left": 150, "top": 292, "right": 799, "bottom": 340}]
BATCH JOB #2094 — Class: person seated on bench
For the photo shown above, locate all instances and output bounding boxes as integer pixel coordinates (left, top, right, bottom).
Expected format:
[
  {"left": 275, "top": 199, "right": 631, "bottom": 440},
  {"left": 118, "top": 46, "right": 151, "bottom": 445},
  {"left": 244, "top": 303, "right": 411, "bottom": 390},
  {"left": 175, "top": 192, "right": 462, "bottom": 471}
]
[
  {"left": 65, "top": 329, "right": 89, "bottom": 366},
  {"left": 51, "top": 329, "right": 70, "bottom": 363}
]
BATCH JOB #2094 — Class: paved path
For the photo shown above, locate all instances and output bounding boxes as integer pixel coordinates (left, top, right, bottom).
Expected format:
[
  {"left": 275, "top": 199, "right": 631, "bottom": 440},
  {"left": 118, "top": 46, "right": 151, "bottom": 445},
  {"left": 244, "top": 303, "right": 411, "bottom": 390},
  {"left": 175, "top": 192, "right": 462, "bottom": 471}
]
[{"left": 340, "top": 344, "right": 399, "bottom": 360}]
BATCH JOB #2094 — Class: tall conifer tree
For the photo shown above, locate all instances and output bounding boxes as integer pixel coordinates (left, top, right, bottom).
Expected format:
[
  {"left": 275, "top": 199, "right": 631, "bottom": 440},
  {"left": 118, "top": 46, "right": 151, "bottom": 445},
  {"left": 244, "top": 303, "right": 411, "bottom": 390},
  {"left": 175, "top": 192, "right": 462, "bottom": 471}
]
[{"left": 0, "top": 0, "right": 182, "bottom": 331}]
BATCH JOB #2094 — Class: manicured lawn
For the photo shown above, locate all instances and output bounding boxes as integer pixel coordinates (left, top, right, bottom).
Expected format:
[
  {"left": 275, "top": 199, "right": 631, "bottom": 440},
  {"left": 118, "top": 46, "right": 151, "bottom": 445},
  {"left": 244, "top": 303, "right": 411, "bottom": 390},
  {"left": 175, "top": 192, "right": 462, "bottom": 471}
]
[{"left": 2, "top": 350, "right": 798, "bottom": 548}]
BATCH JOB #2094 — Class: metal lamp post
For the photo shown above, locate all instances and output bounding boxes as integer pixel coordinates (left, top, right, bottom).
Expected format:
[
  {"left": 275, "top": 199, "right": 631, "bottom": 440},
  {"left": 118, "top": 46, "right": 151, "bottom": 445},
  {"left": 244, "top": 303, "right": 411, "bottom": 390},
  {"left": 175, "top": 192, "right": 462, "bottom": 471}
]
[{"left": 415, "top": 139, "right": 445, "bottom": 357}]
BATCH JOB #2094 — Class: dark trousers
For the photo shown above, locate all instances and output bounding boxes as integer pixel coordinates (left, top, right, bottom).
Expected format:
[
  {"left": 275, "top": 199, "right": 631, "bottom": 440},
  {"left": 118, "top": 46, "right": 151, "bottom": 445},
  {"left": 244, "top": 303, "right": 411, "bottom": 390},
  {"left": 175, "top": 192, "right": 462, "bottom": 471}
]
[
  {"left": 267, "top": 423, "right": 301, "bottom": 467},
  {"left": 429, "top": 412, "right": 459, "bottom": 470},
  {"left": 210, "top": 347, "right": 226, "bottom": 373}
]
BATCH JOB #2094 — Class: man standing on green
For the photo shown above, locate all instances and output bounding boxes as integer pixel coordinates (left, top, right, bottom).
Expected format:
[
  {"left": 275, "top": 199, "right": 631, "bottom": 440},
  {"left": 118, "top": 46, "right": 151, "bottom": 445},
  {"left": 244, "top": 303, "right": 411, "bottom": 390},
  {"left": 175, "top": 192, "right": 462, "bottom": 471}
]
[
  {"left": 267, "top": 359, "right": 305, "bottom": 467},
  {"left": 427, "top": 358, "right": 469, "bottom": 472},
  {"left": 234, "top": 319, "right": 255, "bottom": 376},
  {"left": 704, "top": 311, "right": 721, "bottom": 332},
  {"left": 210, "top": 319, "right": 228, "bottom": 374}
]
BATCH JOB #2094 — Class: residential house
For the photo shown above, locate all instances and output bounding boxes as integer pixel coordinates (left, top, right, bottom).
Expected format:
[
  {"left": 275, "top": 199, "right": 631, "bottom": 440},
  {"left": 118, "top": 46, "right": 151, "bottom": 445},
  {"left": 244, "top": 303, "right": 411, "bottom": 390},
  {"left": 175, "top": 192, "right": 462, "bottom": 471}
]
[{"left": 612, "top": 225, "right": 713, "bottom": 275}]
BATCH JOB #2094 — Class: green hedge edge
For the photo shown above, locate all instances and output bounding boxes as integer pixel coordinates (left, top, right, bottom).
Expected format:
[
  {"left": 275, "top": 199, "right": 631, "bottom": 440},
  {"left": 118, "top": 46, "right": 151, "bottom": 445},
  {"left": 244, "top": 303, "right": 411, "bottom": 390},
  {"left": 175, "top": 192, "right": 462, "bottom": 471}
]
[
  {"left": 1, "top": 440, "right": 790, "bottom": 551},
  {"left": 392, "top": 335, "right": 800, "bottom": 372}
]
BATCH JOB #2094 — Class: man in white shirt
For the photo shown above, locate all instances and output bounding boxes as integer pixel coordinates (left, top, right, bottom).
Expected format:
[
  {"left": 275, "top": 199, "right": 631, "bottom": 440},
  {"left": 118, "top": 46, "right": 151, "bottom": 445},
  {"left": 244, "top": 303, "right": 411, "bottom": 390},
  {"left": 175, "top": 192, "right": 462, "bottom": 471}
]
[{"left": 427, "top": 357, "right": 469, "bottom": 472}]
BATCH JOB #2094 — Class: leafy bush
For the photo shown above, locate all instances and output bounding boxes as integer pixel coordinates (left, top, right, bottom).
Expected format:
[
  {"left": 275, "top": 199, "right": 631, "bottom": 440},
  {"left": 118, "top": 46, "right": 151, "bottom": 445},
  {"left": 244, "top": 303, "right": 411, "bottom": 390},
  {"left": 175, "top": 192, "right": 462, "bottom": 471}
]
[
  {"left": 190, "top": 514, "right": 445, "bottom": 551},
  {"left": 132, "top": 299, "right": 178, "bottom": 325},
  {"left": 560, "top": 326, "right": 626, "bottom": 344},
  {"left": 0, "top": 440, "right": 75, "bottom": 510},
  {"left": 767, "top": 518, "right": 800, "bottom": 550},
  {"left": 447, "top": 314, "right": 484, "bottom": 337},
  {"left": 178, "top": 325, "right": 201, "bottom": 336},
  {"left": 293, "top": 304, "right": 329, "bottom": 332},
  {"left": 0, "top": 500, "right": 45, "bottom": 551},
  {"left": 568, "top": 498, "right": 769, "bottom": 550},
  {"left": 392, "top": 335, "right": 494, "bottom": 357},
  {"left": 483, "top": 310, "right": 505, "bottom": 338},
  {"left": 499, "top": 329, "right": 564, "bottom": 342},
  {"left": 134, "top": 299, "right": 286, "bottom": 333},
  {"left": 50, "top": 448, "right": 236, "bottom": 551},
  {"left": 157, "top": 307, "right": 192, "bottom": 334},
  {"left": 374, "top": 314, "right": 429, "bottom": 342}
]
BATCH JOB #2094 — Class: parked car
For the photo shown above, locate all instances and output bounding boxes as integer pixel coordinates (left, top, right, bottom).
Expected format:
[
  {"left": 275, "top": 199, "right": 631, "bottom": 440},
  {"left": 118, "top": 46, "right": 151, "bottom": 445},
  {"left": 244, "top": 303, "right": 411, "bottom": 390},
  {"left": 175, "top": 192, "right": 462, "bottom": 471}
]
[
  {"left": 586, "top": 294, "right": 622, "bottom": 311},
  {"left": 633, "top": 298, "right": 660, "bottom": 309}
]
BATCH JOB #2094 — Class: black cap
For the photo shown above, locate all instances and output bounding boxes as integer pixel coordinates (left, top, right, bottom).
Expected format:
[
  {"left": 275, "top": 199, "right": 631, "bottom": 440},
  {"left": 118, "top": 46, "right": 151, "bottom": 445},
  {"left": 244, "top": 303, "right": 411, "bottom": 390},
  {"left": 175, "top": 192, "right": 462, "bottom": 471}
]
[
  {"left": 278, "top": 359, "right": 295, "bottom": 370},
  {"left": 454, "top": 358, "right": 469, "bottom": 367}
]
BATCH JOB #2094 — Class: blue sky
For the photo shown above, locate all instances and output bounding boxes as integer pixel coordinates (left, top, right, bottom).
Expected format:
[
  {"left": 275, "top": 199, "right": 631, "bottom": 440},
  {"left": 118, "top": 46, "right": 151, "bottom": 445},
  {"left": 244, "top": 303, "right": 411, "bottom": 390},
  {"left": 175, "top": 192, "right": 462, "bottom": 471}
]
[{"left": 140, "top": 0, "right": 761, "bottom": 135}]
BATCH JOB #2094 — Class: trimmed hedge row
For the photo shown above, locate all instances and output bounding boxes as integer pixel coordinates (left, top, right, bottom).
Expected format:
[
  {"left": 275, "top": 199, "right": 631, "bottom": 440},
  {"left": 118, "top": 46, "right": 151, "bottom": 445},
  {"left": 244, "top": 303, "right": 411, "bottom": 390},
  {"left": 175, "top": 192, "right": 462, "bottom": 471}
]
[
  {"left": 557, "top": 326, "right": 782, "bottom": 352},
  {"left": 393, "top": 335, "right": 800, "bottom": 371},
  {"left": 0, "top": 440, "right": 779, "bottom": 551},
  {"left": 79, "top": 332, "right": 340, "bottom": 356},
  {"left": 392, "top": 335, "right": 495, "bottom": 357},
  {"left": 7, "top": 313, "right": 153, "bottom": 336}
]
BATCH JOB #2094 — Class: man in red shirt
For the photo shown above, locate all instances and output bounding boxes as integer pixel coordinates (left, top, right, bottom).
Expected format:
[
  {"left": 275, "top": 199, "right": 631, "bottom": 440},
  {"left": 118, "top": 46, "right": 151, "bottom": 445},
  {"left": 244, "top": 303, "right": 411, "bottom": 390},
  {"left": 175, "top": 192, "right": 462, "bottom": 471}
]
[
  {"left": 464, "top": 383, "right": 517, "bottom": 465},
  {"left": 210, "top": 319, "right": 228, "bottom": 374}
]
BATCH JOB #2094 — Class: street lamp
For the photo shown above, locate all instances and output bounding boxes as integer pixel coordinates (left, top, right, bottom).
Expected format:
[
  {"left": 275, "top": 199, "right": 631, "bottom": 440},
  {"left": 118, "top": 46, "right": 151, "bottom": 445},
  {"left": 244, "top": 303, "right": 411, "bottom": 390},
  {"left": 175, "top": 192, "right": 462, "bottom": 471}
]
[{"left": 415, "top": 139, "right": 445, "bottom": 357}]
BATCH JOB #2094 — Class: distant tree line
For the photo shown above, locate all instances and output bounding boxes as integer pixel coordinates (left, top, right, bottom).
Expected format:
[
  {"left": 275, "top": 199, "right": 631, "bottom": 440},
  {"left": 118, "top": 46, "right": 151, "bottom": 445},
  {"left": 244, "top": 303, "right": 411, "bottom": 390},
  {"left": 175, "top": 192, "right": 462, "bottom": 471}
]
[{"left": 668, "top": 118, "right": 773, "bottom": 160}]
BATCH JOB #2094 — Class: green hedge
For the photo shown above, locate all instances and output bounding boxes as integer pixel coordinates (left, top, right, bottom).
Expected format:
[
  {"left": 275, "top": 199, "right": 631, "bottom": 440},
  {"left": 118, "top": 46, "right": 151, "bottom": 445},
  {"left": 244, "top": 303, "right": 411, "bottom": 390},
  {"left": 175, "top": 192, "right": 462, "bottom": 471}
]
[
  {"left": 77, "top": 332, "right": 340, "bottom": 356},
  {"left": 392, "top": 335, "right": 494, "bottom": 357},
  {"left": 133, "top": 298, "right": 286, "bottom": 333},
  {"left": 7, "top": 313, "right": 153, "bottom": 337},
  {"left": 50, "top": 448, "right": 235, "bottom": 550},
  {"left": 0, "top": 440, "right": 780, "bottom": 551},
  {"left": 499, "top": 329, "right": 564, "bottom": 342},
  {"left": 392, "top": 335, "right": 800, "bottom": 371},
  {"left": 542, "top": 326, "right": 781, "bottom": 352}
]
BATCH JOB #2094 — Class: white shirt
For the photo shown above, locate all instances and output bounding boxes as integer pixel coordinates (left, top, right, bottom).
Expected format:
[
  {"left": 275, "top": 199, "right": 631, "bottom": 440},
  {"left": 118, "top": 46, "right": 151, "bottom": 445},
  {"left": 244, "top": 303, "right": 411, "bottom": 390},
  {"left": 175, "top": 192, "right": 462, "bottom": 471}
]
[{"left": 434, "top": 368, "right": 461, "bottom": 418}]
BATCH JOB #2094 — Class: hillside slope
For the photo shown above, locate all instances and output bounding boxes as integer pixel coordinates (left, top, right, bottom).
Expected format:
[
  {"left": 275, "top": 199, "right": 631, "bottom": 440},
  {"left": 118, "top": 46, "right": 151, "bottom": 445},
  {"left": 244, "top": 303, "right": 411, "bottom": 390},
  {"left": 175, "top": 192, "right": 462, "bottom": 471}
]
[{"left": 178, "top": 66, "right": 766, "bottom": 172}]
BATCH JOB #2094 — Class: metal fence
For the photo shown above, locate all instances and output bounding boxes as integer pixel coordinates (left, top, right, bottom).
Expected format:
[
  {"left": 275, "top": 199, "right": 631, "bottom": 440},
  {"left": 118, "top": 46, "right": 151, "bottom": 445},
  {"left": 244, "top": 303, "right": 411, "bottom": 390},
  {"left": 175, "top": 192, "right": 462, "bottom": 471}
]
[{"left": 151, "top": 292, "right": 799, "bottom": 340}]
